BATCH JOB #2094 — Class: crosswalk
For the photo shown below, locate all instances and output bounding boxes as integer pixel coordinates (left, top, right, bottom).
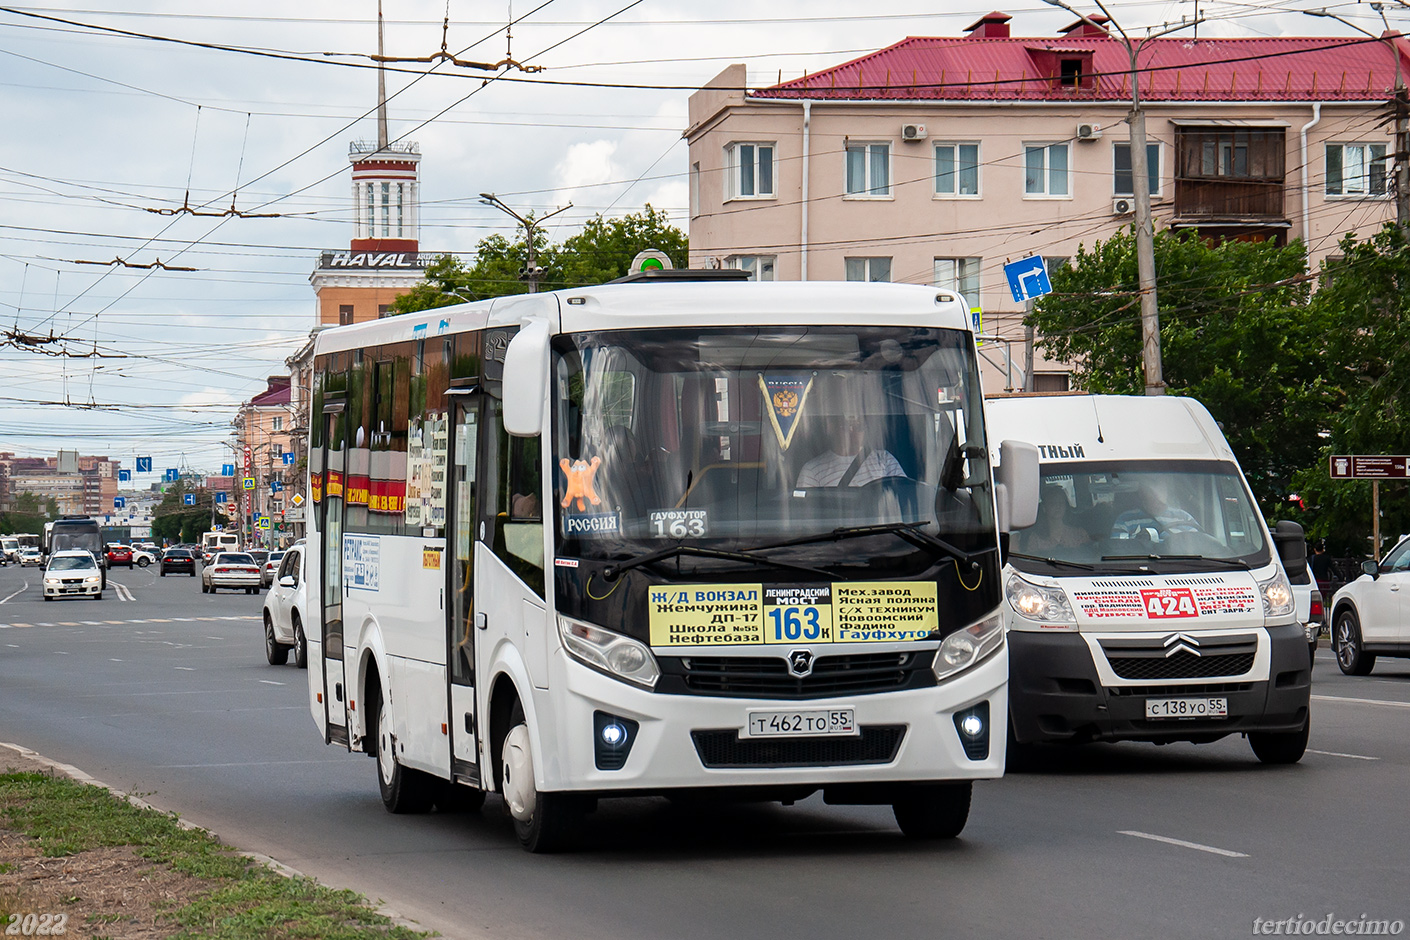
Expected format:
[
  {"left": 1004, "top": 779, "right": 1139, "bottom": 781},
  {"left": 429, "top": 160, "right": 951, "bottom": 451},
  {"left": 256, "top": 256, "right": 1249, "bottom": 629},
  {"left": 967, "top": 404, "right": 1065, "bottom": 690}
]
[{"left": 0, "top": 615, "right": 259, "bottom": 629}]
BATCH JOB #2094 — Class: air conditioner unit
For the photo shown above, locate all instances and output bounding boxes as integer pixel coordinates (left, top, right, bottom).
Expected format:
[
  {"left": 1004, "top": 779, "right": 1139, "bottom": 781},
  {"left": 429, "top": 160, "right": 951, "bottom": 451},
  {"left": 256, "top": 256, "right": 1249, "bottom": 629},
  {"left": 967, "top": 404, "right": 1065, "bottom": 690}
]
[
  {"left": 1112, "top": 197, "right": 1134, "bottom": 216},
  {"left": 901, "top": 123, "right": 928, "bottom": 141},
  {"left": 1076, "top": 122, "right": 1103, "bottom": 140}
]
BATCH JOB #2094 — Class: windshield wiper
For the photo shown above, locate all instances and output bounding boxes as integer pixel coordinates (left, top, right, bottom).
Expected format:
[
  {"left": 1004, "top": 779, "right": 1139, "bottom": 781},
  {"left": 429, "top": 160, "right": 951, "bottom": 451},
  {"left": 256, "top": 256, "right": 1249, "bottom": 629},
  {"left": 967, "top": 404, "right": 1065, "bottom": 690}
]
[
  {"left": 601, "top": 544, "right": 834, "bottom": 582},
  {"left": 757, "top": 521, "right": 994, "bottom": 570},
  {"left": 1100, "top": 553, "right": 1250, "bottom": 570},
  {"left": 1008, "top": 551, "right": 1096, "bottom": 571}
]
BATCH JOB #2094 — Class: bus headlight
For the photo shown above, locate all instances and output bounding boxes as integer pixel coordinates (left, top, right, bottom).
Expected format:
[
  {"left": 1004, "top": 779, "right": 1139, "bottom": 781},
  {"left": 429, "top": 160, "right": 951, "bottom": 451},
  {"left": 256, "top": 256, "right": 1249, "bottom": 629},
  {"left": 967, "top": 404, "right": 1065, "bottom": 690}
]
[
  {"left": 1258, "top": 568, "right": 1294, "bottom": 619},
  {"left": 933, "top": 612, "right": 1005, "bottom": 682},
  {"left": 558, "top": 616, "right": 660, "bottom": 690},
  {"left": 1004, "top": 573, "right": 1076, "bottom": 627}
]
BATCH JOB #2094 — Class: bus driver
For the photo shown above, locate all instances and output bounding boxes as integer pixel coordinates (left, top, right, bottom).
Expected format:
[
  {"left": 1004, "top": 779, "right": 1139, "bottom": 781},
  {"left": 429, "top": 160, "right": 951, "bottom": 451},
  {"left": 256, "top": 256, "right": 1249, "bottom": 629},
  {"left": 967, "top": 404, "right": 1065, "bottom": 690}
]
[{"left": 795, "top": 413, "right": 906, "bottom": 488}]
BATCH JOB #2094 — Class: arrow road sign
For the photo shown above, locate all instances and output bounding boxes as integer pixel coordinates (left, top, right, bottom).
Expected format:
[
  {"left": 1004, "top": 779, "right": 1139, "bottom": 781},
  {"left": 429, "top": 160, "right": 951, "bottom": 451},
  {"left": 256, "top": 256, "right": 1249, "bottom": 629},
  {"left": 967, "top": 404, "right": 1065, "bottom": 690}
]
[
  {"left": 221, "top": 463, "right": 235, "bottom": 476},
  {"left": 282, "top": 452, "right": 296, "bottom": 466},
  {"left": 136, "top": 456, "right": 152, "bottom": 473},
  {"left": 118, "top": 469, "right": 131, "bottom": 482},
  {"left": 184, "top": 493, "right": 196, "bottom": 505},
  {"left": 163, "top": 468, "right": 179, "bottom": 482},
  {"left": 1004, "top": 255, "right": 1053, "bottom": 303},
  {"left": 113, "top": 496, "right": 126, "bottom": 509},
  {"left": 216, "top": 492, "right": 228, "bottom": 504}
]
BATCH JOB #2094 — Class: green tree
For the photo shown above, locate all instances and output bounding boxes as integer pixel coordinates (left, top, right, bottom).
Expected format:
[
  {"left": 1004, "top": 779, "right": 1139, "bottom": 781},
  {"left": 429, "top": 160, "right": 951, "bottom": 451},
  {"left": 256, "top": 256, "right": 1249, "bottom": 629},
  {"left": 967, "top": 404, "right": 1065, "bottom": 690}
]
[
  {"left": 1288, "top": 224, "right": 1410, "bottom": 555},
  {"left": 552, "top": 205, "right": 688, "bottom": 287},
  {"left": 1029, "top": 229, "right": 1334, "bottom": 515},
  {"left": 0, "top": 491, "right": 57, "bottom": 535}
]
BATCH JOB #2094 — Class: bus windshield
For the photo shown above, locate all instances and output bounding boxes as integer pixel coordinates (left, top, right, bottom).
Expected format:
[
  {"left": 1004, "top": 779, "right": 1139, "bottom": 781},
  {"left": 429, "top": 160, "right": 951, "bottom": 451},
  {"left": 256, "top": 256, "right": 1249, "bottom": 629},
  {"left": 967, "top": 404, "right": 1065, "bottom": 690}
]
[
  {"left": 550, "top": 325, "right": 993, "bottom": 575},
  {"left": 1009, "top": 460, "right": 1272, "bottom": 573}
]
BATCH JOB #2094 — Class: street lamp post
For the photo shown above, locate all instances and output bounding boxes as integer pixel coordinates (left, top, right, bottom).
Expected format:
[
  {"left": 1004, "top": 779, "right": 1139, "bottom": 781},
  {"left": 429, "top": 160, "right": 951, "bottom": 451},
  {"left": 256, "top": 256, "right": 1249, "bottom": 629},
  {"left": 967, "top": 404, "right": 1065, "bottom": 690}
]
[
  {"left": 478, "top": 193, "right": 572, "bottom": 293},
  {"left": 1040, "top": 0, "right": 1199, "bottom": 396}
]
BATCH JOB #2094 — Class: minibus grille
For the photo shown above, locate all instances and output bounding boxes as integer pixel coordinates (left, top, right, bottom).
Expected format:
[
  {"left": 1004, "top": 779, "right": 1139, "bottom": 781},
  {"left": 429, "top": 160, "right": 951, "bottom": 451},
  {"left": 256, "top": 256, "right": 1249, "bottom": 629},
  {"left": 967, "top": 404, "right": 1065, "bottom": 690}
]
[
  {"left": 659, "top": 652, "right": 932, "bottom": 699},
  {"left": 691, "top": 725, "right": 906, "bottom": 768},
  {"left": 1107, "top": 651, "right": 1256, "bottom": 680},
  {"left": 1099, "top": 633, "right": 1257, "bottom": 681}
]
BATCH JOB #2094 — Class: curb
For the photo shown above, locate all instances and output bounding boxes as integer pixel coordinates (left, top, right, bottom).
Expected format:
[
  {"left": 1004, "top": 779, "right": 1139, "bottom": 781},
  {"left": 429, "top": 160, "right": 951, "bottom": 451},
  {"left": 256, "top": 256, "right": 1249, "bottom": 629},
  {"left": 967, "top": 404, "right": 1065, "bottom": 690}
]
[{"left": 0, "top": 741, "right": 424, "bottom": 934}]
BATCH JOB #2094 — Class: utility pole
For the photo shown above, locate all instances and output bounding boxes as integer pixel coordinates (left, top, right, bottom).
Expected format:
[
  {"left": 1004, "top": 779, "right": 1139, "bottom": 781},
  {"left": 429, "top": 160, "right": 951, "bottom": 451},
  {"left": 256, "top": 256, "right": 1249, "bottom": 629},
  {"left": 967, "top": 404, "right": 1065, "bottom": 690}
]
[
  {"left": 478, "top": 194, "right": 571, "bottom": 293},
  {"left": 1042, "top": 0, "right": 1198, "bottom": 396}
]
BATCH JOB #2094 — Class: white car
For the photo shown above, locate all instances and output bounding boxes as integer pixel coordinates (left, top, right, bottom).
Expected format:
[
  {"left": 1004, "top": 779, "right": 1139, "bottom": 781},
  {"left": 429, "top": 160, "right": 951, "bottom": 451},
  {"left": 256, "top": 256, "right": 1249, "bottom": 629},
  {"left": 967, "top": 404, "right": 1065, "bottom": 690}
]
[
  {"left": 43, "top": 550, "right": 103, "bottom": 601},
  {"left": 132, "top": 547, "right": 157, "bottom": 568},
  {"left": 19, "top": 548, "right": 42, "bottom": 567},
  {"left": 1329, "top": 534, "right": 1410, "bottom": 675},
  {"left": 201, "top": 551, "right": 263, "bottom": 594},
  {"left": 1289, "top": 563, "right": 1325, "bottom": 669},
  {"left": 261, "top": 545, "right": 307, "bottom": 667}
]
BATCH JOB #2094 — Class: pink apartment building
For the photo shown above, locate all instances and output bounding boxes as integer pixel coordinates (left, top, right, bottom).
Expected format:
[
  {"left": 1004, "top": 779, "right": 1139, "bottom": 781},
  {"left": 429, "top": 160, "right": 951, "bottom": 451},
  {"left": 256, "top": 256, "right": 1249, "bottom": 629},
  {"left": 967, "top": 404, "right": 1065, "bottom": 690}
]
[{"left": 686, "top": 12, "right": 1404, "bottom": 389}]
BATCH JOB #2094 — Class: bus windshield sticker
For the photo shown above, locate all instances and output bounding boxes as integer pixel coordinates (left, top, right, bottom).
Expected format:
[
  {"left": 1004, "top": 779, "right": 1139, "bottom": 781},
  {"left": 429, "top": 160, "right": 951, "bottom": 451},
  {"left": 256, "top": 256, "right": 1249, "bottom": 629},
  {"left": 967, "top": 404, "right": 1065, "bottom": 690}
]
[
  {"left": 648, "top": 509, "right": 708, "bottom": 539},
  {"left": 648, "top": 581, "right": 939, "bottom": 647},
  {"left": 759, "top": 374, "right": 814, "bottom": 450},
  {"left": 559, "top": 456, "right": 603, "bottom": 511},
  {"left": 563, "top": 512, "right": 621, "bottom": 538},
  {"left": 343, "top": 534, "right": 380, "bottom": 592}
]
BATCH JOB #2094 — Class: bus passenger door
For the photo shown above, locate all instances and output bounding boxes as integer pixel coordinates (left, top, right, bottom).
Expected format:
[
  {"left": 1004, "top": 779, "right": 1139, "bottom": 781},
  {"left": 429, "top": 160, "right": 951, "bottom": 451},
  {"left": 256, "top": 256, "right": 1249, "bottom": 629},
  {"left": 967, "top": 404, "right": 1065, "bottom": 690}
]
[
  {"left": 320, "top": 406, "right": 350, "bottom": 747},
  {"left": 447, "top": 395, "right": 483, "bottom": 784}
]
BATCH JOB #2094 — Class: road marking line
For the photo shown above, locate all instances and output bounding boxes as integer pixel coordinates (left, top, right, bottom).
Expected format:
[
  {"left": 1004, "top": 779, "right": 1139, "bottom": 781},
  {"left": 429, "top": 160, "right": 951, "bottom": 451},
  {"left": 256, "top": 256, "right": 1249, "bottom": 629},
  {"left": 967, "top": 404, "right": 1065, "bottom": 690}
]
[
  {"left": 0, "top": 583, "right": 28, "bottom": 604},
  {"left": 58, "top": 622, "right": 78, "bottom": 626},
  {"left": 103, "top": 620, "right": 125, "bottom": 625},
  {"left": 4, "top": 643, "right": 16, "bottom": 647},
  {"left": 1312, "top": 694, "right": 1410, "bottom": 710},
  {"left": 36, "top": 623, "right": 53, "bottom": 627},
  {"left": 1118, "top": 830, "right": 1249, "bottom": 858},
  {"left": 258, "top": 680, "right": 285, "bottom": 686},
  {"left": 1307, "top": 748, "right": 1379, "bottom": 761},
  {"left": 174, "top": 666, "right": 195, "bottom": 671},
  {"left": 10, "top": 624, "right": 32, "bottom": 628},
  {"left": 109, "top": 658, "right": 123, "bottom": 662},
  {"left": 80, "top": 621, "right": 101, "bottom": 625},
  {"left": 54, "top": 651, "right": 68, "bottom": 655}
]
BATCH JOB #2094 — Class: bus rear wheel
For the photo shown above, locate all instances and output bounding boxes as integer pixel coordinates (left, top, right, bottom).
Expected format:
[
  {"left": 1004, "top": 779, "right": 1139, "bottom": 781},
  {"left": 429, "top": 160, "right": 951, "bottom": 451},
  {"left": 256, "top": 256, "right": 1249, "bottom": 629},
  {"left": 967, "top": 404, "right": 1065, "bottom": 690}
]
[
  {"left": 892, "top": 781, "right": 972, "bottom": 839},
  {"left": 501, "top": 702, "right": 581, "bottom": 853},
  {"left": 372, "top": 683, "right": 435, "bottom": 814}
]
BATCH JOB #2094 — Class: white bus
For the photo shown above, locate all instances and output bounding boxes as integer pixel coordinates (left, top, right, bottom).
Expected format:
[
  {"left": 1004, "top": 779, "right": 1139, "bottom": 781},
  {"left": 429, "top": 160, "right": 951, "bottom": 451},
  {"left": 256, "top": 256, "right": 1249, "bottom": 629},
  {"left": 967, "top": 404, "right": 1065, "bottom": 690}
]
[{"left": 305, "top": 276, "right": 1038, "bottom": 851}]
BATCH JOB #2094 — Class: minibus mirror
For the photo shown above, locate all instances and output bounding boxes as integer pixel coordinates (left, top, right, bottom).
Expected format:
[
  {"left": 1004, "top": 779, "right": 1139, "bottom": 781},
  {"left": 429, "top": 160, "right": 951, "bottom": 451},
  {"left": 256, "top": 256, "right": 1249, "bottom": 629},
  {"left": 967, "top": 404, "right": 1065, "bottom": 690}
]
[
  {"left": 1272, "top": 520, "right": 1307, "bottom": 572},
  {"left": 994, "top": 439, "right": 1039, "bottom": 532},
  {"left": 502, "top": 318, "right": 550, "bottom": 437}
]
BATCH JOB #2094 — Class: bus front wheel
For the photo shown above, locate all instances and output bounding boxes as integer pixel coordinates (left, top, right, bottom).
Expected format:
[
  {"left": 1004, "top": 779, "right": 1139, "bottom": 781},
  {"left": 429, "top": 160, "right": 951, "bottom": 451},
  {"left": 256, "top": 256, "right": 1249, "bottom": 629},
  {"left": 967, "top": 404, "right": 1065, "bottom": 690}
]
[
  {"left": 893, "top": 781, "right": 972, "bottom": 839},
  {"left": 501, "top": 702, "right": 581, "bottom": 853},
  {"left": 371, "top": 682, "right": 435, "bottom": 814}
]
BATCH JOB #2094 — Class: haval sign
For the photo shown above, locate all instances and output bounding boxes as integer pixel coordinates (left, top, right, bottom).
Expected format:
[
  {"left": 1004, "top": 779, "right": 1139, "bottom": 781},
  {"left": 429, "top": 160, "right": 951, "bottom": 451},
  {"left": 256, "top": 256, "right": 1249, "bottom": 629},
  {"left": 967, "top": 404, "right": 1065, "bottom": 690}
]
[{"left": 319, "top": 251, "right": 427, "bottom": 270}]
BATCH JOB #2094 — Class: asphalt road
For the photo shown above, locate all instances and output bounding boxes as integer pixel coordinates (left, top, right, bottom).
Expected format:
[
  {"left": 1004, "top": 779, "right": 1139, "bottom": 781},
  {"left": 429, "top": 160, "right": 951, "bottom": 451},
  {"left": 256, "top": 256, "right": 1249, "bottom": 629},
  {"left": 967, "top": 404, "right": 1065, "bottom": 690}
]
[{"left": 1, "top": 559, "right": 1407, "bottom": 940}]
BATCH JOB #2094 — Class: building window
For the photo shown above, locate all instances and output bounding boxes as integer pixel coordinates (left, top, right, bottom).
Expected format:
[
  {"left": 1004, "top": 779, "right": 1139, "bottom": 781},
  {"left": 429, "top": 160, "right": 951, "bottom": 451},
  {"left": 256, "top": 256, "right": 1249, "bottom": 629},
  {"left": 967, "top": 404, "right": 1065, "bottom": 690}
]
[
  {"left": 378, "top": 304, "right": 391, "bottom": 319},
  {"left": 934, "top": 143, "right": 980, "bottom": 197},
  {"left": 272, "top": 417, "right": 283, "bottom": 432},
  {"left": 845, "top": 143, "right": 890, "bottom": 196},
  {"left": 844, "top": 257, "right": 891, "bottom": 282},
  {"left": 1059, "top": 59, "right": 1084, "bottom": 87},
  {"left": 934, "top": 258, "right": 980, "bottom": 302},
  {"left": 690, "top": 161, "right": 700, "bottom": 217},
  {"left": 1114, "top": 143, "right": 1162, "bottom": 196},
  {"left": 1033, "top": 373, "right": 1071, "bottom": 392},
  {"left": 1327, "top": 143, "right": 1388, "bottom": 196},
  {"left": 339, "top": 304, "right": 354, "bottom": 325},
  {"left": 730, "top": 255, "right": 776, "bottom": 281},
  {"left": 1025, "top": 143, "right": 1069, "bottom": 196},
  {"left": 726, "top": 143, "right": 774, "bottom": 199},
  {"left": 273, "top": 443, "right": 284, "bottom": 457}
]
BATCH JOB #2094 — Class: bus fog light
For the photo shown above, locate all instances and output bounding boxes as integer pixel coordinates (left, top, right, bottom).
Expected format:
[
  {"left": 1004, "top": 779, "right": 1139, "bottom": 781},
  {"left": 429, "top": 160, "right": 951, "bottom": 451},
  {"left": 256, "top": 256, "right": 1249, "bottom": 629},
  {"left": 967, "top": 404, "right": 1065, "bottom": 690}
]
[
  {"left": 952, "top": 702, "right": 991, "bottom": 760},
  {"left": 960, "top": 714, "right": 984, "bottom": 737},
  {"left": 558, "top": 616, "right": 660, "bottom": 689},
  {"left": 933, "top": 612, "right": 1004, "bottom": 682},
  {"left": 593, "top": 711, "right": 639, "bottom": 770}
]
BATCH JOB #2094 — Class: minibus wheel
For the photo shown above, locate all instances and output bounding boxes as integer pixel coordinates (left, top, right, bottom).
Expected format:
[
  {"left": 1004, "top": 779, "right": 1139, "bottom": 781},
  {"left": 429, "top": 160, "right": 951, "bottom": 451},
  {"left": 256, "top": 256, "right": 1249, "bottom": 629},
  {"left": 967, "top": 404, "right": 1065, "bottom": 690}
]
[
  {"left": 1248, "top": 713, "right": 1309, "bottom": 765},
  {"left": 893, "top": 781, "right": 972, "bottom": 839},
  {"left": 371, "top": 681, "right": 435, "bottom": 814},
  {"left": 501, "top": 701, "right": 580, "bottom": 852}
]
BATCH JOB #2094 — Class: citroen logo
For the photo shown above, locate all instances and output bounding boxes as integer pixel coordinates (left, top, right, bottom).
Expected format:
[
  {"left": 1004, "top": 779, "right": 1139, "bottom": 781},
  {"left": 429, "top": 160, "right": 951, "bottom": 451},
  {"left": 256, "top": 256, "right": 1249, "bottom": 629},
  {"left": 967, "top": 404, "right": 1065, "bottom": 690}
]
[
  {"left": 788, "top": 649, "right": 815, "bottom": 677},
  {"left": 1162, "top": 632, "right": 1203, "bottom": 658}
]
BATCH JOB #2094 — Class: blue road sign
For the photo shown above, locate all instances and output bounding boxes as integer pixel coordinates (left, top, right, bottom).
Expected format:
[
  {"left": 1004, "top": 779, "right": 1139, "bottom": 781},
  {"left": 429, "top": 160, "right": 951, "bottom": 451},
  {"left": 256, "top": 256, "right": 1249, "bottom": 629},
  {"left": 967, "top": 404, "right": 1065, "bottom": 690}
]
[
  {"left": 269, "top": 480, "right": 284, "bottom": 493},
  {"left": 1004, "top": 255, "right": 1052, "bottom": 303},
  {"left": 113, "top": 496, "right": 126, "bottom": 509},
  {"left": 184, "top": 493, "right": 196, "bottom": 505},
  {"left": 216, "top": 492, "right": 228, "bottom": 504},
  {"left": 118, "top": 469, "right": 131, "bottom": 482},
  {"left": 282, "top": 452, "right": 296, "bottom": 466},
  {"left": 136, "top": 456, "right": 152, "bottom": 473},
  {"left": 221, "top": 463, "right": 235, "bottom": 476},
  {"left": 164, "top": 468, "right": 179, "bottom": 482}
]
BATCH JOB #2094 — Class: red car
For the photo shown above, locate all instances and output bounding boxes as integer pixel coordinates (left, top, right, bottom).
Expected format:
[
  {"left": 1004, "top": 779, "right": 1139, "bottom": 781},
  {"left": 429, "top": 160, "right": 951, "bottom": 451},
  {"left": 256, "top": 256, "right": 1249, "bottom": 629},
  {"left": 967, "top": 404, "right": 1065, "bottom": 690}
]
[{"left": 104, "top": 545, "right": 134, "bottom": 569}]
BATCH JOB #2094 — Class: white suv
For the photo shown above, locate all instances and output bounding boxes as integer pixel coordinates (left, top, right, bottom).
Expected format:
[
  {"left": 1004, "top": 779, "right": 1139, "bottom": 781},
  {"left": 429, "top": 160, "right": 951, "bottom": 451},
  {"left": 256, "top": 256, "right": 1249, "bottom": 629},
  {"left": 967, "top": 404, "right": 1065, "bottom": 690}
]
[
  {"left": 1329, "top": 535, "right": 1410, "bottom": 675},
  {"left": 261, "top": 545, "right": 307, "bottom": 667}
]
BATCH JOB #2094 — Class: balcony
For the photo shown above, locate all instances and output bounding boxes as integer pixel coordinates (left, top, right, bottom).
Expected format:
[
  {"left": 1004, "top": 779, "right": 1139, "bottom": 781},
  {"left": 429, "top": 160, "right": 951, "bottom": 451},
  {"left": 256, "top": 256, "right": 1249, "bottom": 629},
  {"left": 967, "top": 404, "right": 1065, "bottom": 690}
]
[{"left": 1171, "top": 126, "right": 1289, "bottom": 243}]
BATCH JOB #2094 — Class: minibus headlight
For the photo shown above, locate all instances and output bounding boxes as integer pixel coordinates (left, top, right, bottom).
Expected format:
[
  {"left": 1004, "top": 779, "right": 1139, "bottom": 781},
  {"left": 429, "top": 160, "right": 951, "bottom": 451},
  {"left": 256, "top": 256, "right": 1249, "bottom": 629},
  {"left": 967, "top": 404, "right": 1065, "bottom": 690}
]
[
  {"left": 558, "top": 616, "right": 660, "bottom": 689},
  {"left": 1259, "top": 568, "right": 1294, "bottom": 619},
  {"left": 1004, "top": 573, "right": 1076, "bottom": 626},
  {"left": 933, "top": 612, "right": 1005, "bottom": 682}
]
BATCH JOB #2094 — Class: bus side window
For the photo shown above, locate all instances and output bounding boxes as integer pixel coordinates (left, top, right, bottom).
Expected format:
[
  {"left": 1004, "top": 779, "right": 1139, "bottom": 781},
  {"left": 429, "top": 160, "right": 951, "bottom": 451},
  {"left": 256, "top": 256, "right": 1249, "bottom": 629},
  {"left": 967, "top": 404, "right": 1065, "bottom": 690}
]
[{"left": 486, "top": 398, "right": 544, "bottom": 598}]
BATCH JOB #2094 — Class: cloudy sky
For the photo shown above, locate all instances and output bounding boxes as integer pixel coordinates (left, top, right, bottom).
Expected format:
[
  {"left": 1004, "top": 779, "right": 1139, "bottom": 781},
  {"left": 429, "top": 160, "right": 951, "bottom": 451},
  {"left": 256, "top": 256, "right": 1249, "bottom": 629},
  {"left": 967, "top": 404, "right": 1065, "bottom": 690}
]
[{"left": 0, "top": 0, "right": 1387, "bottom": 479}]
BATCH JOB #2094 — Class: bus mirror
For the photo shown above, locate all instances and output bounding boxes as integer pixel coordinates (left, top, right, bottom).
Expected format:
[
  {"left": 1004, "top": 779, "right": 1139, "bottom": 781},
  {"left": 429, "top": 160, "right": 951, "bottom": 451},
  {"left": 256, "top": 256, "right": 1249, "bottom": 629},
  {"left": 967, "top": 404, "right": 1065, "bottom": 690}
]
[
  {"left": 502, "top": 318, "right": 550, "bottom": 437},
  {"left": 994, "top": 439, "right": 1039, "bottom": 533}
]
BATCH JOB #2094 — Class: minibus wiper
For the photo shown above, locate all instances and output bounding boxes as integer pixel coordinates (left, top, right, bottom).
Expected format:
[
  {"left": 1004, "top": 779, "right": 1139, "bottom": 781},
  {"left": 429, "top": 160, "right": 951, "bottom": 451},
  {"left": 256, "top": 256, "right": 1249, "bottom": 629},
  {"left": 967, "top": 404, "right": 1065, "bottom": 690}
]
[
  {"left": 757, "top": 521, "right": 993, "bottom": 570},
  {"left": 601, "top": 545, "right": 835, "bottom": 582},
  {"left": 1101, "top": 553, "right": 1250, "bottom": 570},
  {"left": 1008, "top": 552, "right": 1096, "bottom": 571}
]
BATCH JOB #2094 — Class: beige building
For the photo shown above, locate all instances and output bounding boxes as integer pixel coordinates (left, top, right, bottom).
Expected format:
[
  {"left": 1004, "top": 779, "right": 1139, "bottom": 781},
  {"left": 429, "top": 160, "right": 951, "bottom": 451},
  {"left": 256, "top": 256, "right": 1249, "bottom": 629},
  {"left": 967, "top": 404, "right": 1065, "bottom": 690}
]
[
  {"left": 0, "top": 450, "right": 119, "bottom": 516},
  {"left": 686, "top": 13, "right": 1404, "bottom": 389},
  {"left": 233, "top": 376, "right": 295, "bottom": 547}
]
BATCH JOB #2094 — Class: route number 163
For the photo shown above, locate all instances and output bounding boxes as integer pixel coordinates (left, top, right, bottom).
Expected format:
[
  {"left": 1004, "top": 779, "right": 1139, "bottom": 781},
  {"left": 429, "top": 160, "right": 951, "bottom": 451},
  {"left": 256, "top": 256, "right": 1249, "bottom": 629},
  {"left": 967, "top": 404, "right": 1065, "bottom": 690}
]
[{"left": 768, "top": 606, "right": 823, "bottom": 641}]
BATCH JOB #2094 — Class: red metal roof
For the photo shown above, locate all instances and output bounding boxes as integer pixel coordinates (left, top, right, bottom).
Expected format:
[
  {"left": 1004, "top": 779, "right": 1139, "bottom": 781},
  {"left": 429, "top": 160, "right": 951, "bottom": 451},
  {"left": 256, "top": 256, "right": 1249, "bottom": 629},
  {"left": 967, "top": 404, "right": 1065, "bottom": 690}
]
[{"left": 756, "top": 30, "right": 1410, "bottom": 103}]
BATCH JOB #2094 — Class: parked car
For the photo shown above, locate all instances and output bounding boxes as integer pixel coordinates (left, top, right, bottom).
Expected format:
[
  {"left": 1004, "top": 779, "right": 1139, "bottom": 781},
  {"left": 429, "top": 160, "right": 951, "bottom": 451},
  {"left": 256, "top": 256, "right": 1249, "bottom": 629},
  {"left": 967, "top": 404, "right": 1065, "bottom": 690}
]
[
  {"left": 260, "top": 551, "right": 286, "bottom": 589},
  {"left": 104, "top": 544, "right": 134, "bottom": 569},
  {"left": 132, "top": 547, "right": 157, "bottom": 568},
  {"left": 159, "top": 548, "right": 197, "bottom": 577},
  {"left": 42, "top": 550, "right": 103, "bottom": 601},
  {"left": 1289, "top": 562, "right": 1325, "bottom": 669},
  {"left": 18, "top": 548, "right": 42, "bottom": 567},
  {"left": 262, "top": 546, "right": 307, "bottom": 667},
  {"left": 1329, "top": 535, "right": 1410, "bottom": 676},
  {"left": 202, "top": 552, "right": 262, "bottom": 594}
]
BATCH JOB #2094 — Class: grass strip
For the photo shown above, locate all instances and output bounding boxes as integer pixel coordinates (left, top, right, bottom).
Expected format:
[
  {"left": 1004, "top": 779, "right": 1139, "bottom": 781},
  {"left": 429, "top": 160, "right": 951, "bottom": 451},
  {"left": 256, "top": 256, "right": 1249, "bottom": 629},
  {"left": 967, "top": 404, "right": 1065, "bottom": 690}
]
[{"left": 0, "top": 770, "right": 429, "bottom": 939}]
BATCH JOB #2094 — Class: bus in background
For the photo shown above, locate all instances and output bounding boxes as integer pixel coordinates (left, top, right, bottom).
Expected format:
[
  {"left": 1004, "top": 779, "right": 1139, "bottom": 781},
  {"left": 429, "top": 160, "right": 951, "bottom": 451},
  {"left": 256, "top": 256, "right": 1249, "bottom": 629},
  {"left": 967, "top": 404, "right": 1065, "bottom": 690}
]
[
  {"left": 203, "top": 531, "right": 240, "bottom": 557},
  {"left": 43, "top": 516, "right": 106, "bottom": 587},
  {"left": 305, "top": 276, "right": 1038, "bottom": 851}
]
